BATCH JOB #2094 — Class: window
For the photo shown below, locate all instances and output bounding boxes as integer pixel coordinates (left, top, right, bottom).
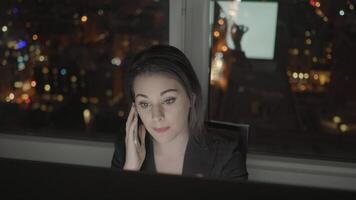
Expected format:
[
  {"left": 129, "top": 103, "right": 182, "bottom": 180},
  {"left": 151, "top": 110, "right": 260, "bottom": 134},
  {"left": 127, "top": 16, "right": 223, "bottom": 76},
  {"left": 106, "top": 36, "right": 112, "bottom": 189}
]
[
  {"left": 0, "top": 0, "right": 169, "bottom": 140},
  {"left": 208, "top": 0, "right": 356, "bottom": 161}
]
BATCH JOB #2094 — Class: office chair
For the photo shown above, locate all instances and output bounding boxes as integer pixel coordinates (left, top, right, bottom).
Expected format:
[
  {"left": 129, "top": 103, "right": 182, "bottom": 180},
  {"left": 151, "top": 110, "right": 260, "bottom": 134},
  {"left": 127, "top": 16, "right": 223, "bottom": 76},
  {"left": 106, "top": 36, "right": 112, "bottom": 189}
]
[{"left": 205, "top": 120, "right": 250, "bottom": 162}]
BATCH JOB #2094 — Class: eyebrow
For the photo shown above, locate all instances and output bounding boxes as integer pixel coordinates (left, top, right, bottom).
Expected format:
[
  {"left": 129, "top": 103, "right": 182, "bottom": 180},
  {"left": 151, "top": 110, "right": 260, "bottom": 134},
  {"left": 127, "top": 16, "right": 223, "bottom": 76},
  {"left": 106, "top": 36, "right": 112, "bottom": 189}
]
[{"left": 135, "top": 89, "right": 178, "bottom": 98}]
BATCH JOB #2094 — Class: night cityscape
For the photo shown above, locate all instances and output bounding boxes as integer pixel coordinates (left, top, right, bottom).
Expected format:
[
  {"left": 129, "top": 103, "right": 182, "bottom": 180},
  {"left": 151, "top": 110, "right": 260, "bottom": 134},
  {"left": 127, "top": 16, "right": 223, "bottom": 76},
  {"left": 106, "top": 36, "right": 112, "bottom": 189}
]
[
  {"left": 0, "top": 0, "right": 168, "bottom": 139},
  {"left": 209, "top": 0, "right": 356, "bottom": 160}
]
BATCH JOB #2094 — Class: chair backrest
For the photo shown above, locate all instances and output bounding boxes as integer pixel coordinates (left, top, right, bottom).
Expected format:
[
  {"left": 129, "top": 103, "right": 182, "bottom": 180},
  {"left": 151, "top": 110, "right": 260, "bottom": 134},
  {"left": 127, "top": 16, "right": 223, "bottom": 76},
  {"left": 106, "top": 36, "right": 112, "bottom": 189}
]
[{"left": 205, "top": 120, "right": 250, "bottom": 162}]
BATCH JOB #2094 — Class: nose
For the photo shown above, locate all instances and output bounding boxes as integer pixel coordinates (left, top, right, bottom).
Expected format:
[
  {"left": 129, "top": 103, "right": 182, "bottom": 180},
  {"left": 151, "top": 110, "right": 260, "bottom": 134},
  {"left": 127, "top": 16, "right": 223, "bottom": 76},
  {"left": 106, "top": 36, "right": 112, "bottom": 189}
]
[{"left": 151, "top": 104, "right": 164, "bottom": 122}]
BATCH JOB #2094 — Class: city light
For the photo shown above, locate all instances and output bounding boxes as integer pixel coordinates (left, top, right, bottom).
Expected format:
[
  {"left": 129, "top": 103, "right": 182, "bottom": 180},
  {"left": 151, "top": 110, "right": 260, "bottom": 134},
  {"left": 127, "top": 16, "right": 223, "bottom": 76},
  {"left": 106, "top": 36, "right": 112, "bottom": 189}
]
[
  {"left": 14, "top": 81, "right": 23, "bottom": 88},
  {"left": 42, "top": 67, "right": 49, "bottom": 74},
  {"left": 70, "top": 76, "right": 77, "bottom": 82},
  {"left": 111, "top": 57, "right": 122, "bottom": 66},
  {"left": 339, "top": 10, "right": 345, "bottom": 16},
  {"left": 340, "top": 124, "right": 349, "bottom": 133},
  {"left": 15, "top": 40, "right": 27, "bottom": 50},
  {"left": 39, "top": 55, "right": 45, "bottom": 62},
  {"left": 213, "top": 31, "right": 220, "bottom": 37},
  {"left": 9, "top": 93, "right": 15, "bottom": 100},
  {"left": 2, "top": 25, "right": 8, "bottom": 32},
  {"left": 57, "top": 95, "right": 64, "bottom": 102},
  {"left": 83, "top": 109, "right": 91, "bottom": 125},
  {"left": 221, "top": 45, "right": 228, "bottom": 52},
  {"left": 32, "top": 34, "right": 38, "bottom": 40},
  {"left": 44, "top": 84, "right": 51, "bottom": 92},
  {"left": 218, "top": 19, "right": 224, "bottom": 25},
  {"left": 31, "top": 80, "right": 37, "bottom": 87},
  {"left": 60, "top": 68, "right": 67, "bottom": 76},
  {"left": 292, "top": 72, "right": 298, "bottom": 79},
  {"left": 81, "top": 97, "right": 88, "bottom": 104},
  {"left": 81, "top": 15, "right": 88, "bottom": 23},
  {"left": 333, "top": 116, "right": 342, "bottom": 124}
]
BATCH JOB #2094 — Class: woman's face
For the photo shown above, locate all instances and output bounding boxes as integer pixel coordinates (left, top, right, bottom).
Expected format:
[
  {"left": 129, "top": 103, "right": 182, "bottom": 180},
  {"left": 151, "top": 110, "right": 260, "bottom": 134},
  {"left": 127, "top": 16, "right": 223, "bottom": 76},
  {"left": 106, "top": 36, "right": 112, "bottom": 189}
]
[{"left": 133, "top": 73, "right": 191, "bottom": 144}]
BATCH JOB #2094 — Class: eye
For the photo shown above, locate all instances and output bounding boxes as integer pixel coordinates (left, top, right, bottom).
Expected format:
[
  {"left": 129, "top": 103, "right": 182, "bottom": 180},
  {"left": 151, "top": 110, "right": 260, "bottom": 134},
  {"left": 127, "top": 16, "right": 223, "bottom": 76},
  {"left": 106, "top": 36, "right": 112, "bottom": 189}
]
[
  {"left": 163, "top": 97, "right": 176, "bottom": 105},
  {"left": 138, "top": 102, "right": 150, "bottom": 109}
]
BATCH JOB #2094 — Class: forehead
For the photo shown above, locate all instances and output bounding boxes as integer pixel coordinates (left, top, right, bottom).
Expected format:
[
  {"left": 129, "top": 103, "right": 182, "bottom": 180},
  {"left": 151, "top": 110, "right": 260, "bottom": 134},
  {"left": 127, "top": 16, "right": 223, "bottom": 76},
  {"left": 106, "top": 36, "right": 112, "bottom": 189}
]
[{"left": 133, "top": 73, "right": 184, "bottom": 96}]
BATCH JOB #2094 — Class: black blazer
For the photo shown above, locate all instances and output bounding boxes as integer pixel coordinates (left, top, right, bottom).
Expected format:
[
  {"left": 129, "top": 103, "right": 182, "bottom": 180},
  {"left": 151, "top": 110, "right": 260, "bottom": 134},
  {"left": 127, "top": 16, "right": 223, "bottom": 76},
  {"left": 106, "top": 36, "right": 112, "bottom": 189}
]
[{"left": 111, "top": 132, "right": 248, "bottom": 181}]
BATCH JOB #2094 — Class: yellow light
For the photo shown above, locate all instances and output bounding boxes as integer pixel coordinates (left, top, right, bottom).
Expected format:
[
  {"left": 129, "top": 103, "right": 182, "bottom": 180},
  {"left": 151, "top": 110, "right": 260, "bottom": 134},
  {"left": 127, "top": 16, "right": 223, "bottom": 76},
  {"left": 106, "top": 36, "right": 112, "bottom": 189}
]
[
  {"left": 57, "top": 94, "right": 64, "bottom": 102},
  {"left": 292, "top": 72, "right": 298, "bottom": 79},
  {"left": 312, "top": 57, "right": 318, "bottom": 63},
  {"left": 83, "top": 109, "right": 91, "bottom": 125},
  {"left": 31, "top": 80, "right": 37, "bottom": 87},
  {"left": 326, "top": 54, "right": 332, "bottom": 59},
  {"left": 333, "top": 116, "right": 342, "bottom": 124},
  {"left": 14, "top": 81, "right": 23, "bottom": 88},
  {"left": 288, "top": 48, "right": 299, "bottom": 55},
  {"left": 304, "top": 49, "right": 310, "bottom": 55},
  {"left": 80, "top": 97, "right": 88, "bottom": 104},
  {"left": 323, "top": 16, "right": 328, "bottom": 22},
  {"left": 306, "top": 38, "right": 312, "bottom": 45},
  {"left": 42, "top": 67, "right": 49, "bottom": 74},
  {"left": 319, "top": 74, "right": 329, "bottom": 85},
  {"left": 315, "top": 2, "right": 321, "bottom": 7},
  {"left": 81, "top": 15, "right": 88, "bottom": 23},
  {"left": 44, "top": 84, "right": 51, "bottom": 92},
  {"left": 89, "top": 97, "right": 99, "bottom": 104},
  {"left": 22, "top": 82, "right": 31, "bottom": 91},
  {"left": 21, "top": 94, "right": 29, "bottom": 100},
  {"left": 32, "top": 34, "right": 38, "bottom": 40},
  {"left": 221, "top": 45, "right": 228, "bottom": 52},
  {"left": 218, "top": 19, "right": 224, "bottom": 25},
  {"left": 315, "top": 9, "right": 323, "bottom": 16},
  {"left": 304, "top": 73, "right": 309, "bottom": 79},
  {"left": 70, "top": 76, "right": 77, "bottom": 82},
  {"left": 313, "top": 74, "right": 319, "bottom": 80},
  {"left": 2, "top": 59, "right": 7, "bottom": 66},
  {"left": 340, "top": 124, "right": 349, "bottom": 133},
  {"left": 350, "top": 4, "right": 354, "bottom": 10},
  {"left": 9, "top": 93, "right": 15, "bottom": 100},
  {"left": 298, "top": 73, "right": 304, "bottom": 79},
  {"left": 213, "top": 31, "right": 220, "bottom": 37},
  {"left": 39, "top": 55, "right": 45, "bottom": 62}
]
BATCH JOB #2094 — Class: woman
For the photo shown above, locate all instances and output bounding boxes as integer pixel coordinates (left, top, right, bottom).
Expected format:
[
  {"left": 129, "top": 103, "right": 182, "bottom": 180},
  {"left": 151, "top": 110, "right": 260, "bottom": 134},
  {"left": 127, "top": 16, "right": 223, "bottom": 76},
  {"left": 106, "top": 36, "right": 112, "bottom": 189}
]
[{"left": 111, "top": 45, "right": 248, "bottom": 181}]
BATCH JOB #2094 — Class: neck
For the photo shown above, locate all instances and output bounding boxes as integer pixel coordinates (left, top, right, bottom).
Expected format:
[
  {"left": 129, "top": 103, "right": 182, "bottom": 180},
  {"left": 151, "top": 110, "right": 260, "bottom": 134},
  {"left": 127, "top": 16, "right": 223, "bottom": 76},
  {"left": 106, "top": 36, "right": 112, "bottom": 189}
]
[{"left": 153, "top": 129, "right": 189, "bottom": 157}]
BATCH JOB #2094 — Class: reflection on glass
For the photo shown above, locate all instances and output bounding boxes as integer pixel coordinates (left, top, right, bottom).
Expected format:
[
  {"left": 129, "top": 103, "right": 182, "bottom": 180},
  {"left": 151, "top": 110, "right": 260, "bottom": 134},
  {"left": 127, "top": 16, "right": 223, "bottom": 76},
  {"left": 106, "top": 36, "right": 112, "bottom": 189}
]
[
  {"left": 0, "top": 0, "right": 169, "bottom": 138},
  {"left": 209, "top": 0, "right": 356, "bottom": 160}
]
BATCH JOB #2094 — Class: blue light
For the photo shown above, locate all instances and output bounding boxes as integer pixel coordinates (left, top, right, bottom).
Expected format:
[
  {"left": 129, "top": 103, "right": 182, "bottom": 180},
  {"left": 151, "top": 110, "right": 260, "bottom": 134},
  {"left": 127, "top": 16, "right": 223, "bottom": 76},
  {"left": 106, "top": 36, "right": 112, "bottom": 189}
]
[
  {"left": 60, "top": 68, "right": 67, "bottom": 76},
  {"left": 15, "top": 40, "right": 27, "bottom": 50}
]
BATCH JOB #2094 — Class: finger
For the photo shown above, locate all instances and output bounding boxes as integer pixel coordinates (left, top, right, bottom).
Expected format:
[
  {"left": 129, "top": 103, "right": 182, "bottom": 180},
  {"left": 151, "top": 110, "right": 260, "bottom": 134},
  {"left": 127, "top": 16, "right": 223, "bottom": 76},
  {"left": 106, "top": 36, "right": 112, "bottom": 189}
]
[
  {"left": 128, "top": 112, "right": 138, "bottom": 144},
  {"left": 125, "top": 104, "right": 135, "bottom": 134},
  {"left": 139, "top": 125, "right": 146, "bottom": 146}
]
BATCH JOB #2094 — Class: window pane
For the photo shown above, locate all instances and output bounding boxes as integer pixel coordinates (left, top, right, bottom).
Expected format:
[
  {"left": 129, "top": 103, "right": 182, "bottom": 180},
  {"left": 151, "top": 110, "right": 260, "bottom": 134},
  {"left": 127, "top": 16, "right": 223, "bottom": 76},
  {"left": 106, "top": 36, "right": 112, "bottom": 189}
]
[
  {"left": 208, "top": 0, "right": 356, "bottom": 161},
  {"left": 0, "top": 0, "right": 169, "bottom": 140}
]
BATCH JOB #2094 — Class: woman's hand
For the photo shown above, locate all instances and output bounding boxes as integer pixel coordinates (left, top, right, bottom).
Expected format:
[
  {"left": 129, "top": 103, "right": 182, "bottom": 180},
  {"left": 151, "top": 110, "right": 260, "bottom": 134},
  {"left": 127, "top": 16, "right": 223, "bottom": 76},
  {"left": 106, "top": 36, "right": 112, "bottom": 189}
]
[{"left": 123, "top": 104, "right": 146, "bottom": 171}]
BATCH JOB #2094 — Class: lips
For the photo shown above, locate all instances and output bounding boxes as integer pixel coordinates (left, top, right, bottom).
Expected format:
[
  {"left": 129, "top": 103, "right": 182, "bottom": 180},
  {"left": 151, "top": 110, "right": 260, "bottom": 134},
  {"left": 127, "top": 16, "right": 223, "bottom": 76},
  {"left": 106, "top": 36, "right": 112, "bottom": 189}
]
[{"left": 153, "top": 126, "right": 170, "bottom": 133}]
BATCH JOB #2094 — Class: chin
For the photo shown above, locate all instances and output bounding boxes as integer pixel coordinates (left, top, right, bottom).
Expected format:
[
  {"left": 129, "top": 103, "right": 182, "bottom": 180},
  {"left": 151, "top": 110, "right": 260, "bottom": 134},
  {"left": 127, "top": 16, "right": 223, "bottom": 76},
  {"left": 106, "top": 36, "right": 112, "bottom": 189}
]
[{"left": 149, "top": 130, "right": 177, "bottom": 144}]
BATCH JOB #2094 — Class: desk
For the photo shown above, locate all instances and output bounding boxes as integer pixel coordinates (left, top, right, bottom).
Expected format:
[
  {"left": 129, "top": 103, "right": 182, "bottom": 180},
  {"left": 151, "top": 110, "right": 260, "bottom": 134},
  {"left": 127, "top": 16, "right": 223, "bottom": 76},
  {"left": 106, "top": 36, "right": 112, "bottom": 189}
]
[{"left": 1, "top": 158, "right": 355, "bottom": 199}]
